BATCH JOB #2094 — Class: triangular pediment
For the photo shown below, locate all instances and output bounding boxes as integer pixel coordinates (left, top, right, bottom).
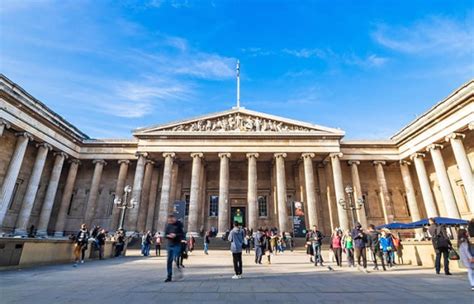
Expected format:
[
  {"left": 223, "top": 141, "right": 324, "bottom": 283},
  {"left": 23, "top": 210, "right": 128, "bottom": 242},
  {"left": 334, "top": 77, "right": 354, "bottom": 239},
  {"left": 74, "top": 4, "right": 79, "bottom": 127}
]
[{"left": 134, "top": 107, "right": 344, "bottom": 136}]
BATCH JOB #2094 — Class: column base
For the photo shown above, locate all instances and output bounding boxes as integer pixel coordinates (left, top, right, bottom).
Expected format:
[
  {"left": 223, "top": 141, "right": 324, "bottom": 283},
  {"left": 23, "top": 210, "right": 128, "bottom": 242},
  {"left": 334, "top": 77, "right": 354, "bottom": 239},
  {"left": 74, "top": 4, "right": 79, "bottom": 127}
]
[
  {"left": 54, "top": 231, "right": 65, "bottom": 237},
  {"left": 35, "top": 229, "right": 48, "bottom": 237}
]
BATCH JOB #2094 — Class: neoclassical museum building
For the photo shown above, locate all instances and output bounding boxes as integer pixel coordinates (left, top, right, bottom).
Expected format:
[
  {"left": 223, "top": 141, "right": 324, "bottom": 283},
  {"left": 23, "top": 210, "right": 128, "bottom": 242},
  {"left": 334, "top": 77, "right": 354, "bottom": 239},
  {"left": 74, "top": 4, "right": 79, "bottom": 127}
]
[{"left": 0, "top": 74, "right": 472, "bottom": 237}]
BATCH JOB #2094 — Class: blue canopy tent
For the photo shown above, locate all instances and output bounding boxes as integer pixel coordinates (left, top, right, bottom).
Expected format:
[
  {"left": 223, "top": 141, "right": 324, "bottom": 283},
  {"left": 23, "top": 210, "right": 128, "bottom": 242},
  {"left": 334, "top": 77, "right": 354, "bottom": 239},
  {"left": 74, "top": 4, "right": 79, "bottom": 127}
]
[
  {"left": 406, "top": 217, "right": 468, "bottom": 228},
  {"left": 375, "top": 222, "right": 413, "bottom": 230}
]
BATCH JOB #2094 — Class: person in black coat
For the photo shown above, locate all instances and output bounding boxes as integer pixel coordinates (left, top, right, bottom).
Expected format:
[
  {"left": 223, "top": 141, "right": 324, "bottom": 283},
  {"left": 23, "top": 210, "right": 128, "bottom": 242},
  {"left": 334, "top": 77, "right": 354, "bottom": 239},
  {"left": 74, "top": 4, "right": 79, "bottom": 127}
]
[
  {"left": 428, "top": 218, "right": 452, "bottom": 275},
  {"left": 164, "top": 215, "right": 185, "bottom": 282}
]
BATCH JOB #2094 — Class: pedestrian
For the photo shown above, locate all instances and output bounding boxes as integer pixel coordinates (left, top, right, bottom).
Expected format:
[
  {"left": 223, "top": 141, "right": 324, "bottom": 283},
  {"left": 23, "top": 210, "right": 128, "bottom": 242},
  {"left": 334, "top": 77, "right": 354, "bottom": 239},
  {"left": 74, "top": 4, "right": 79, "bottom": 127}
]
[
  {"left": 287, "top": 232, "right": 294, "bottom": 252},
  {"left": 164, "top": 214, "right": 184, "bottom": 282},
  {"left": 457, "top": 228, "right": 474, "bottom": 290},
  {"left": 96, "top": 228, "right": 106, "bottom": 260},
  {"left": 309, "top": 225, "right": 324, "bottom": 266},
  {"left": 73, "top": 224, "right": 89, "bottom": 266},
  {"left": 428, "top": 218, "right": 452, "bottom": 275},
  {"left": 204, "top": 231, "right": 210, "bottom": 255},
  {"left": 331, "top": 229, "right": 343, "bottom": 267},
  {"left": 393, "top": 234, "right": 404, "bottom": 265},
  {"left": 244, "top": 232, "right": 251, "bottom": 254},
  {"left": 141, "top": 231, "right": 152, "bottom": 256},
  {"left": 177, "top": 239, "right": 188, "bottom": 268},
  {"left": 351, "top": 223, "right": 368, "bottom": 272},
  {"left": 154, "top": 232, "right": 162, "bottom": 256},
  {"left": 367, "top": 224, "right": 386, "bottom": 271},
  {"left": 254, "top": 228, "right": 264, "bottom": 264},
  {"left": 270, "top": 232, "right": 278, "bottom": 255},
  {"left": 188, "top": 235, "right": 195, "bottom": 254},
  {"left": 342, "top": 229, "right": 354, "bottom": 267},
  {"left": 264, "top": 230, "right": 273, "bottom": 264},
  {"left": 379, "top": 229, "right": 394, "bottom": 268},
  {"left": 114, "top": 229, "right": 125, "bottom": 257},
  {"left": 305, "top": 229, "right": 314, "bottom": 263},
  {"left": 228, "top": 221, "right": 244, "bottom": 279},
  {"left": 468, "top": 218, "right": 474, "bottom": 238}
]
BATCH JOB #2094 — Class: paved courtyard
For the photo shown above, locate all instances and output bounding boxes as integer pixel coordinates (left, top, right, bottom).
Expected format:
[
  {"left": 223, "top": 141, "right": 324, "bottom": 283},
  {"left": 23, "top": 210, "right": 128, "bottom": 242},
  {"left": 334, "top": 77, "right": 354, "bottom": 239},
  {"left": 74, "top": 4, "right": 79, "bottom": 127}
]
[{"left": 1, "top": 249, "right": 472, "bottom": 304}]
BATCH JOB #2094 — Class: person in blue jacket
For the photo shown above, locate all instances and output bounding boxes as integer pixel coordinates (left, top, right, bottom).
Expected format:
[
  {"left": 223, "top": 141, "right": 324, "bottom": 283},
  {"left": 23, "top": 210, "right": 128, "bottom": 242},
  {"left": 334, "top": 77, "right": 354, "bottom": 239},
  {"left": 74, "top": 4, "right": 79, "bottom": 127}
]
[{"left": 379, "top": 229, "right": 394, "bottom": 268}]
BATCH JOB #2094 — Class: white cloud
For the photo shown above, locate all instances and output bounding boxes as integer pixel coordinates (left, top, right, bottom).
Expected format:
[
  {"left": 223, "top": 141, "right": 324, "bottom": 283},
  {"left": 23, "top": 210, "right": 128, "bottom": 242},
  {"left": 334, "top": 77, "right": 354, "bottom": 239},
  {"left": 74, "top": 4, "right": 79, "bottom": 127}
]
[
  {"left": 282, "top": 48, "right": 326, "bottom": 59},
  {"left": 173, "top": 53, "right": 235, "bottom": 79},
  {"left": 372, "top": 15, "right": 474, "bottom": 55}
]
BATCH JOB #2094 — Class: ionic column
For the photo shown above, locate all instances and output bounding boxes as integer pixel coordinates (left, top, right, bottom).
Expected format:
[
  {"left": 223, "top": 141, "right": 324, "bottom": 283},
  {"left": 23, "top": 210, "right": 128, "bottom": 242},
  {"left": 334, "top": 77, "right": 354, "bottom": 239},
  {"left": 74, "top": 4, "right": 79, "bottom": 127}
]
[
  {"left": 54, "top": 159, "right": 80, "bottom": 236},
  {"left": 83, "top": 159, "right": 107, "bottom": 227},
  {"left": 0, "top": 119, "right": 11, "bottom": 137},
  {"left": 427, "top": 144, "right": 461, "bottom": 218},
  {"left": 411, "top": 153, "right": 438, "bottom": 217},
  {"left": 302, "top": 153, "right": 318, "bottom": 228},
  {"left": 127, "top": 152, "right": 147, "bottom": 231},
  {"left": 36, "top": 152, "right": 68, "bottom": 236},
  {"left": 137, "top": 160, "right": 154, "bottom": 232},
  {"left": 187, "top": 153, "right": 203, "bottom": 236},
  {"left": 157, "top": 153, "right": 175, "bottom": 233},
  {"left": 15, "top": 143, "right": 52, "bottom": 235},
  {"left": 348, "top": 161, "right": 368, "bottom": 228},
  {"left": 274, "top": 153, "right": 289, "bottom": 232},
  {"left": 446, "top": 133, "right": 474, "bottom": 212},
  {"left": 0, "top": 132, "right": 33, "bottom": 228},
  {"left": 399, "top": 160, "right": 423, "bottom": 237},
  {"left": 145, "top": 165, "right": 160, "bottom": 231},
  {"left": 217, "top": 153, "right": 231, "bottom": 236},
  {"left": 246, "top": 153, "right": 259, "bottom": 231},
  {"left": 330, "top": 153, "right": 349, "bottom": 230},
  {"left": 110, "top": 160, "right": 130, "bottom": 231},
  {"left": 373, "top": 161, "right": 395, "bottom": 223}
]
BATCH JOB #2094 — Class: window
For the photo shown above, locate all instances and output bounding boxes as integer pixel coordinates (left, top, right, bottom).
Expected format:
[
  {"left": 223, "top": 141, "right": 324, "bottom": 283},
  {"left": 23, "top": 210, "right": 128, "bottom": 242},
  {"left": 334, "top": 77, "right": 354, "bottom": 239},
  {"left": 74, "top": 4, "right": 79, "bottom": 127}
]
[
  {"left": 67, "top": 190, "right": 77, "bottom": 215},
  {"left": 8, "top": 179, "right": 23, "bottom": 210},
  {"left": 185, "top": 194, "right": 190, "bottom": 216},
  {"left": 258, "top": 196, "right": 267, "bottom": 217},
  {"left": 403, "top": 194, "right": 411, "bottom": 217},
  {"left": 209, "top": 195, "right": 218, "bottom": 216}
]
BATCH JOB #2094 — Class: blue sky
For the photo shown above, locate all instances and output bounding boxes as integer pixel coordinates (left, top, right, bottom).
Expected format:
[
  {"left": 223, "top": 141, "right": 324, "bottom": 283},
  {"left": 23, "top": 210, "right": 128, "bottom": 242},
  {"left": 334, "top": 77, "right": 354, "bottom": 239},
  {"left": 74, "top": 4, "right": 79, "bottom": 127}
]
[{"left": 1, "top": 0, "right": 473, "bottom": 139}]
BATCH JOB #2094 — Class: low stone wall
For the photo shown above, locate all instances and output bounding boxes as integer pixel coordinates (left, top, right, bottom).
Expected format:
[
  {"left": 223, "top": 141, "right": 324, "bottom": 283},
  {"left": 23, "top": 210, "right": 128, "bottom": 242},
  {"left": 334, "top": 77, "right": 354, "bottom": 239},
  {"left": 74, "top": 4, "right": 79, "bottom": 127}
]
[
  {"left": 402, "top": 240, "right": 466, "bottom": 271},
  {"left": 0, "top": 238, "right": 122, "bottom": 268}
]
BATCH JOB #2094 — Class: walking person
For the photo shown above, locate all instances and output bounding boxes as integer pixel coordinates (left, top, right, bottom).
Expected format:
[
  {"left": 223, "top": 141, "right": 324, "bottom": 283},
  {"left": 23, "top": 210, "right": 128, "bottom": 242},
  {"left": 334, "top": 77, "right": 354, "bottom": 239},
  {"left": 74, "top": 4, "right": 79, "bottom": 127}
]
[
  {"left": 141, "top": 231, "right": 152, "bottom": 256},
  {"left": 188, "top": 235, "right": 195, "bottom": 254},
  {"left": 380, "top": 229, "right": 394, "bottom": 268},
  {"left": 164, "top": 215, "right": 184, "bottom": 282},
  {"left": 428, "top": 218, "right": 452, "bottom": 275},
  {"left": 154, "top": 232, "right": 162, "bottom": 256},
  {"left": 254, "top": 228, "right": 264, "bottom": 264},
  {"left": 331, "top": 229, "right": 343, "bottom": 267},
  {"left": 305, "top": 229, "right": 314, "bottom": 263},
  {"left": 309, "top": 225, "right": 324, "bottom": 266},
  {"left": 457, "top": 228, "right": 474, "bottom": 290},
  {"left": 351, "top": 223, "right": 368, "bottom": 272},
  {"left": 244, "top": 232, "right": 251, "bottom": 254},
  {"left": 228, "top": 221, "right": 245, "bottom": 279},
  {"left": 96, "top": 228, "right": 106, "bottom": 260},
  {"left": 73, "top": 224, "right": 90, "bottom": 266},
  {"left": 367, "top": 224, "right": 386, "bottom": 271},
  {"left": 342, "top": 229, "right": 355, "bottom": 267},
  {"left": 204, "top": 231, "right": 210, "bottom": 255},
  {"left": 114, "top": 229, "right": 125, "bottom": 257},
  {"left": 264, "top": 230, "right": 273, "bottom": 264},
  {"left": 393, "top": 234, "right": 404, "bottom": 265}
]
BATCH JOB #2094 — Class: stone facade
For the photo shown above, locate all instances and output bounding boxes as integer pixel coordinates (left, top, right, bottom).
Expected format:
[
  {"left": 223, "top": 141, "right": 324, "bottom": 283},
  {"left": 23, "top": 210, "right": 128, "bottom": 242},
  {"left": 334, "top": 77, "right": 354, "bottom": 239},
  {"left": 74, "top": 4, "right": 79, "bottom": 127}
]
[{"left": 0, "top": 74, "right": 473, "bottom": 236}]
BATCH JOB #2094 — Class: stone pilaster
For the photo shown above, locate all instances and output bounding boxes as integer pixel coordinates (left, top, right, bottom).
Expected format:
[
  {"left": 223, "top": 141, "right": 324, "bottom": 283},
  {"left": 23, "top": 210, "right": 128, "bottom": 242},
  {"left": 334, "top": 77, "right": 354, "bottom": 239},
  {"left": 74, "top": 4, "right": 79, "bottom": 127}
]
[
  {"left": 110, "top": 160, "right": 130, "bottom": 231},
  {"left": 0, "top": 132, "right": 33, "bottom": 229},
  {"left": 15, "top": 143, "right": 52, "bottom": 235},
  {"left": 157, "top": 153, "right": 175, "bottom": 234},
  {"left": 127, "top": 152, "right": 147, "bottom": 231},
  {"left": 427, "top": 144, "right": 460, "bottom": 218},
  {"left": 373, "top": 161, "right": 395, "bottom": 223},
  {"left": 217, "top": 153, "right": 231, "bottom": 236},
  {"left": 36, "top": 152, "right": 68, "bottom": 236},
  {"left": 330, "top": 153, "right": 349, "bottom": 230},
  {"left": 411, "top": 153, "right": 438, "bottom": 217},
  {"left": 445, "top": 133, "right": 474, "bottom": 212},
  {"left": 54, "top": 159, "right": 80, "bottom": 236},
  {"left": 83, "top": 159, "right": 107, "bottom": 227},
  {"left": 348, "top": 160, "right": 368, "bottom": 228},
  {"left": 137, "top": 160, "right": 154, "bottom": 232},
  {"left": 187, "top": 153, "right": 203, "bottom": 236},
  {"left": 274, "top": 153, "right": 289, "bottom": 232},
  {"left": 302, "top": 153, "right": 318, "bottom": 228},
  {"left": 246, "top": 153, "right": 259, "bottom": 231}
]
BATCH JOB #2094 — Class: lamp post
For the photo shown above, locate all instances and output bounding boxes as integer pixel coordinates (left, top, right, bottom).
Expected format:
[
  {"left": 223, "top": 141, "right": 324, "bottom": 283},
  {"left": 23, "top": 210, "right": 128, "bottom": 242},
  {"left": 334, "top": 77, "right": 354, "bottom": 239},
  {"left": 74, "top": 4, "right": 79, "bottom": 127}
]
[
  {"left": 114, "top": 185, "right": 138, "bottom": 231},
  {"left": 338, "top": 185, "right": 364, "bottom": 229}
]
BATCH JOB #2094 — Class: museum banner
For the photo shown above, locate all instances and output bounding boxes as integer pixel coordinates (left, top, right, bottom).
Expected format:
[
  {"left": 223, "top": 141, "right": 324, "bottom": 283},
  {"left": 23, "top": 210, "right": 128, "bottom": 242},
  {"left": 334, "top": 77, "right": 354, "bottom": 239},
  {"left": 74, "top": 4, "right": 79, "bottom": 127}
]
[
  {"left": 292, "top": 201, "right": 306, "bottom": 237},
  {"left": 173, "top": 200, "right": 186, "bottom": 227}
]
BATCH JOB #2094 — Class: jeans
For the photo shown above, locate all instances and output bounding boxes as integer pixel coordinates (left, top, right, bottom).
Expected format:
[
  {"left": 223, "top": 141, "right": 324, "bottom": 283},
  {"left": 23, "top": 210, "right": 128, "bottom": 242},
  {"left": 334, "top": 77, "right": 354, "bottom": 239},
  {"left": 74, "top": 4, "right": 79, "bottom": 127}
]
[
  {"left": 204, "top": 243, "right": 209, "bottom": 254},
  {"left": 372, "top": 248, "right": 386, "bottom": 270},
  {"left": 435, "top": 248, "right": 450, "bottom": 274},
  {"left": 332, "top": 248, "right": 342, "bottom": 266},
  {"left": 312, "top": 243, "right": 323, "bottom": 265},
  {"left": 383, "top": 251, "right": 393, "bottom": 267},
  {"left": 355, "top": 247, "right": 367, "bottom": 268},
  {"left": 142, "top": 244, "right": 150, "bottom": 256},
  {"left": 232, "top": 252, "right": 243, "bottom": 275},
  {"left": 155, "top": 244, "right": 161, "bottom": 256},
  {"left": 346, "top": 248, "right": 354, "bottom": 266},
  {"left": 167, "top": 244, "right": 182, "bottom": 279},
  {"left": 255, "top": 246, "right": 263, "bottom": 263}
]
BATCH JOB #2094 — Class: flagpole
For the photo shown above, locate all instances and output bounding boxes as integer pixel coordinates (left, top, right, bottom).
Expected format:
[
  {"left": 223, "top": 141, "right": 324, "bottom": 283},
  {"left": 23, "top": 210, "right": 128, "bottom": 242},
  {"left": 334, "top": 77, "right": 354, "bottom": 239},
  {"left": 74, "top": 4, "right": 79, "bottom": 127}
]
[{"left": 236, "top": 60, "right": 240, "bottom": 108}]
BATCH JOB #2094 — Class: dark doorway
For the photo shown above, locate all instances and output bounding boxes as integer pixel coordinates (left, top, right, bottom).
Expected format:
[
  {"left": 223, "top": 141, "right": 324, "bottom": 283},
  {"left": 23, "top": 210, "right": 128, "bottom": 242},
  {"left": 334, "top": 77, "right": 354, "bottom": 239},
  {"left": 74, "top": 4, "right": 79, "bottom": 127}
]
[{"left": 230, "top": 207, "right": 246, "bottom": 228}]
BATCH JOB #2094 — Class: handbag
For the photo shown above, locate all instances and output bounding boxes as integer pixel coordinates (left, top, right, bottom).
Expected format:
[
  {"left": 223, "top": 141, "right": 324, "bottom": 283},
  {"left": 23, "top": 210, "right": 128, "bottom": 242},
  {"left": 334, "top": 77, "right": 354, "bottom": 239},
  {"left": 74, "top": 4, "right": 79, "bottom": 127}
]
[{"left": 448, "top": 249, "right": 460, "bottom": 261}]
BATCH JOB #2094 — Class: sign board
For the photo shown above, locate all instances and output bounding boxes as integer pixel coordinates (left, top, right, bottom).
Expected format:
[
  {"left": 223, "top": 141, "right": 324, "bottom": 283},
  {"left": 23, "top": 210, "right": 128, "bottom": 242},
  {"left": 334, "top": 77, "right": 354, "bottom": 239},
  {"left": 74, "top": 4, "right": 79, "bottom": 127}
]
[
  {"left": 173, "top": 200, "right": 186, "bottom": 227},
  {"left": 292, "top": 201, "right": 306, "bottom": 237}
]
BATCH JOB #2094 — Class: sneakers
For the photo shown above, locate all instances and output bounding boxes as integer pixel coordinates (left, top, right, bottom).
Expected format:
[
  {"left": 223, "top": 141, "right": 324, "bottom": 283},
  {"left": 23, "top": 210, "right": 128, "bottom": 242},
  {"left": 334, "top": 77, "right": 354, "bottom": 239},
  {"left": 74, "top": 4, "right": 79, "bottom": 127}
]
[{"left": 232, "top": 275, "right": 239, "bottom": 279}]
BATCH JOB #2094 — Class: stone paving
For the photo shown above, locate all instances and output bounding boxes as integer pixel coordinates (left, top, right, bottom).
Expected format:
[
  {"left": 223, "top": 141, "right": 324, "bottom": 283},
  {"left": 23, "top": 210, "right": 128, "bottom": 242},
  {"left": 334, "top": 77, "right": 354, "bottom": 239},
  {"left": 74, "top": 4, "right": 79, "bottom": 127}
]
[{"left": 1, "top": 249, "right": 472, "bottom": 304}]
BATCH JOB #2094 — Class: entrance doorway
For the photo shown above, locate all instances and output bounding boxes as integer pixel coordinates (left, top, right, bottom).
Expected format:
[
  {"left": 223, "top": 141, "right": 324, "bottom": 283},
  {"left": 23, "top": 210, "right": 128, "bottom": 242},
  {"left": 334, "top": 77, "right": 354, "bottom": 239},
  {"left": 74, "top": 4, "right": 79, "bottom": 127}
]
[{"left": 230, "top": 207, "right": 246, "bottom": 227}]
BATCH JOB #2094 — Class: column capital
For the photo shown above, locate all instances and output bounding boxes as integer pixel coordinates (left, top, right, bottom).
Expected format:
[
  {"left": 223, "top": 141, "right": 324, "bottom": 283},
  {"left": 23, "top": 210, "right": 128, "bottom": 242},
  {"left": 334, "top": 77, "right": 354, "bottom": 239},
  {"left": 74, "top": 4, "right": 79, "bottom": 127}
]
[
  {"left": 218, "top": 152, "right": 231, "bottom": 159},
  {"left": 92, "top": 159, "right": 107, "bottom": 166},
  {"left": 69, "top": 159, "right": 81, "bottom": 165},
  {"left": 410, "top": 153, "right": 426, "bottom": 160},
  {"left": 399, "top": 160, "right": 411, "bottom": 166},
  {"left": 162, "top": 152, "right": 176, "bottom": 159},
  {"left": 246, "top": 152, "right": 259, "bottom": 159},
  {"left": 118, "top": 159, "right": 130, "bottom": 165},
  {"left": 373, "top": 160, "right": 386, "bottom": 166},
  {"left": 329, "top": 152, "right": 343, "bottom": 159},
  {"left": 0, "top": 119, "right": 11, "bottom": 129},
  {"left": 348, "top": 160, "right": 360, "bottom": 166},
  {"left": 190, "top": 152, "right": 204, "bottom": 159},
  {"left": 426, "top": 143, "right": 443, "bottom": 151},
  {"left": 274, "top": 152, "right": 287, "bottom": 159},
  {"left": 135, "top": 152, "right": 149, "bottom": 158},
  {"left": 54, "top": 151, "right": 69, "bottom": 159},
  {"left": 36, "top": 142, "right": 53, "bottom": 151},
  {"left": 15, "top": 131, "right": 33, "bottom": 141},
  {"left": 445, "top": 132, "right": 465, "bottom": 142},
  {"left": 301, "top": 152, "right": 315, "bottom": 159}
]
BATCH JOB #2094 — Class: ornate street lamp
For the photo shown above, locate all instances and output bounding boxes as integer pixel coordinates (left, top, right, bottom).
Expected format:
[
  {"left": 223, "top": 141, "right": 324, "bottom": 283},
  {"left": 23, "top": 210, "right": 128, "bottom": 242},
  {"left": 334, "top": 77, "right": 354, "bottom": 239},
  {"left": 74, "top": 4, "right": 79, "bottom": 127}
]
[
  {"left": 114, "top": 185, "right": 138, "bottom": 231},
  {"left": 338, "top": 185, "right": 364, "bottom": 228}
]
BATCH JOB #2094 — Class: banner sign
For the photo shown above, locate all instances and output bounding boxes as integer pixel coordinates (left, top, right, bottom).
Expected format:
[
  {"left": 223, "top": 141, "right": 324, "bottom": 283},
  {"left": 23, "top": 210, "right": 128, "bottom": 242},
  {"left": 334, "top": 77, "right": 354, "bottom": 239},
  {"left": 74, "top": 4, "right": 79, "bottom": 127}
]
[
  {"left": 292, "top": 201, "right": 306, "bottom": 237},
  {"left": 173, "top": 200, "right": 186, "bottom": 227}
]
